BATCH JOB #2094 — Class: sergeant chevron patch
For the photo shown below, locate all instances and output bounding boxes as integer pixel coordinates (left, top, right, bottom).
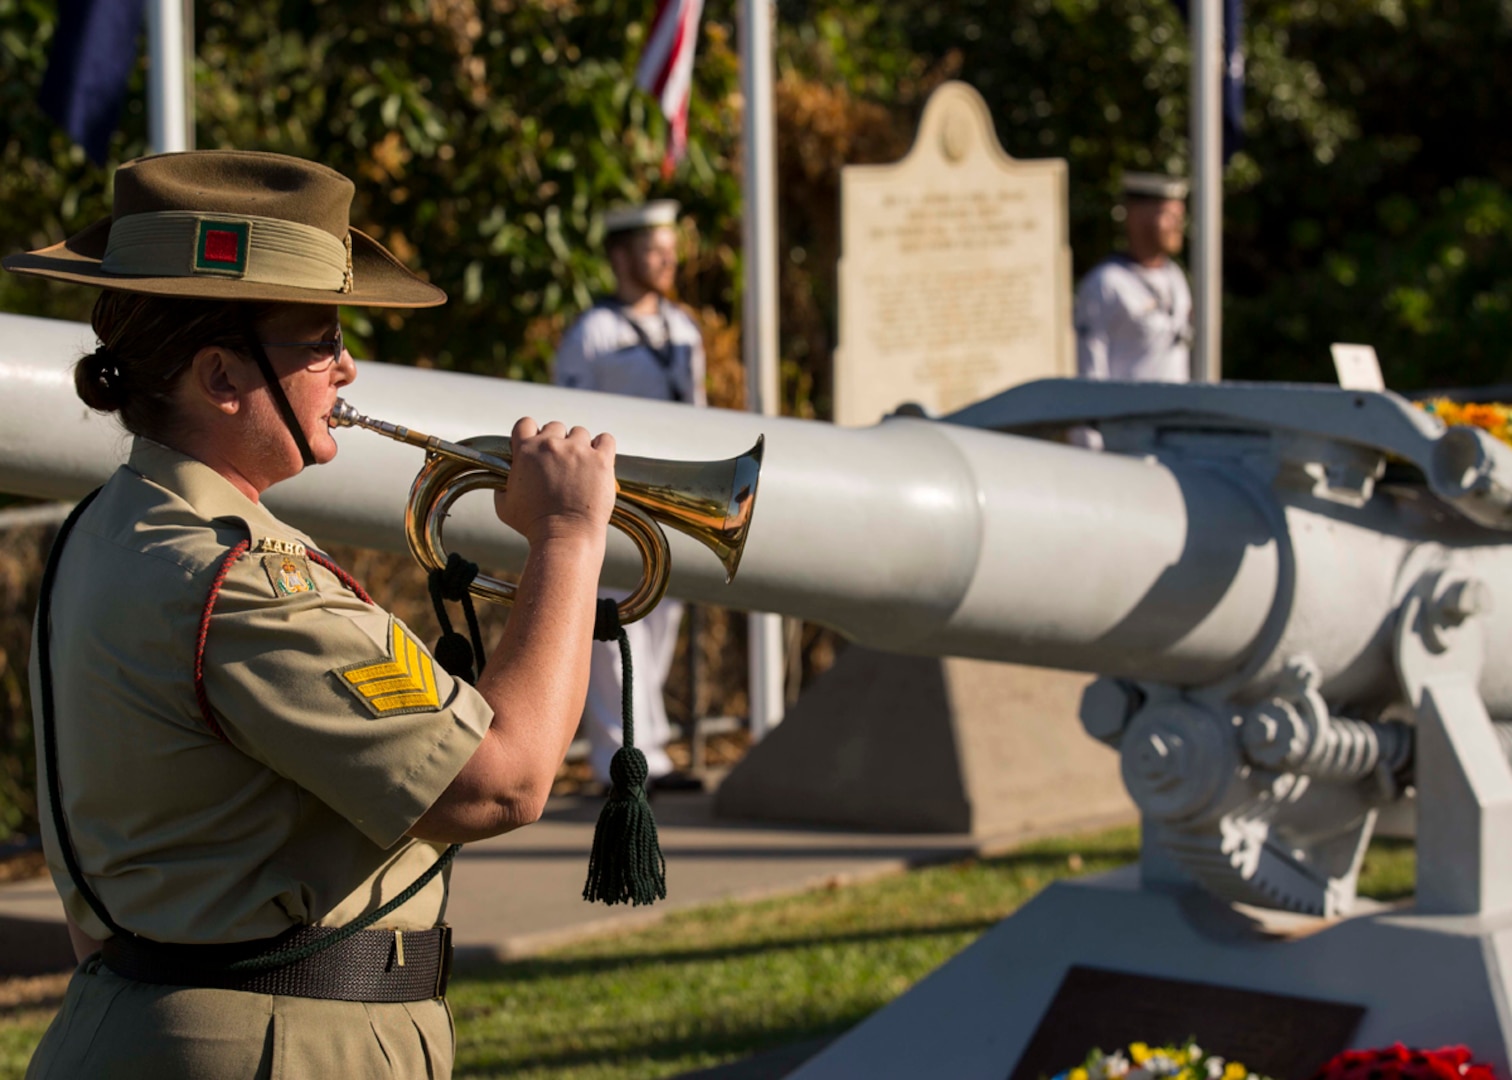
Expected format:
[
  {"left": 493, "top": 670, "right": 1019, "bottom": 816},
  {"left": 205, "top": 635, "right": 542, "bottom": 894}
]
[{"left": 336, "top": 620, "right": 441, "bottom": 717}]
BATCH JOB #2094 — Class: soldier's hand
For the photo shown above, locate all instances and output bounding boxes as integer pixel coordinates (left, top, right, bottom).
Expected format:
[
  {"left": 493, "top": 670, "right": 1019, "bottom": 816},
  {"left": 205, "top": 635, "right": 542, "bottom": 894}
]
[{"left": 494, "top": 418, "right": 616, "bottom": 546}]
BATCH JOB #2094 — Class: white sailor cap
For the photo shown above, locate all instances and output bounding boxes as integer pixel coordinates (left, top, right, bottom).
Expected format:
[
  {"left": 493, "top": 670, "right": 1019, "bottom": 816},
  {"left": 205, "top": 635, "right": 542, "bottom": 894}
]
[
  {"left": 1121, "top": 172, "right": 1189, "bottom": 200},
  {"left": 603, "top": 200, "right": 682, "bottom": 234}
]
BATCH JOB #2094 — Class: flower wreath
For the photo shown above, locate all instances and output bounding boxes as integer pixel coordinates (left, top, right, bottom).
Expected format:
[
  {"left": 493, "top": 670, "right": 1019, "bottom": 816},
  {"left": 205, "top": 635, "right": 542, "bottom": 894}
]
[
  {"left": 1417, "top": 398, "right": 1512, "bottom": 448},
  {"left": 1050, "top": 1040, "right": 1272, "bottom": 1080},
  {"left": 1310, "top": 1044, "right": 1496, "bottom": 1080},
  {"left": 1052, "top": 1041, "right": 1497, "bottom": 1080}
]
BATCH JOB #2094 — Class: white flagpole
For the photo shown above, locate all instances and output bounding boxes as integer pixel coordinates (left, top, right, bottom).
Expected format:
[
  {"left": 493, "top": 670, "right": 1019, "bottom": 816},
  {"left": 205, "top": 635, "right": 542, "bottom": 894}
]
[
  {"left": 146, "top": 0, "right": 193, "bottom": 153},
  {"left": 1191, "top": 0, "right": 1222, "bottom": 382},
  {"left": 740, "top": 0, "right": 785, "bottom": 739}
]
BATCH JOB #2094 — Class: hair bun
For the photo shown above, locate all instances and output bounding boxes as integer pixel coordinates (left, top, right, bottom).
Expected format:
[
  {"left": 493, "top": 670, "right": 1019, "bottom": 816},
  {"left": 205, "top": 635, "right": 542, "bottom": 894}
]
[{"left": 75, "top": 344, "right": 128, "bottom": 413}]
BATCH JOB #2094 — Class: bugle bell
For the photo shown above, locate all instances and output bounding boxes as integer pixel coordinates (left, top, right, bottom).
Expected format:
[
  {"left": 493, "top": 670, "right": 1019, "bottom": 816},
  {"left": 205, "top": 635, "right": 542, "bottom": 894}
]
[{"left": 328, "top": 399, "right": 762, "bottom": 624}]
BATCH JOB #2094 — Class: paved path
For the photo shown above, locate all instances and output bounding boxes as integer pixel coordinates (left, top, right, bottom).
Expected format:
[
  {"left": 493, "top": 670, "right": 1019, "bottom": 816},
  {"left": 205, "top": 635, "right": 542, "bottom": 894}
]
[{"left": 0, "top": 793, "right": 1131, "bottom": 974}]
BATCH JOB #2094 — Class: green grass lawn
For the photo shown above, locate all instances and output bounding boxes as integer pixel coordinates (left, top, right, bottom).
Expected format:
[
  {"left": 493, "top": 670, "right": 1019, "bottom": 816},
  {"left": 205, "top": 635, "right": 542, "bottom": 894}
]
[{"left": 0, "top": 828, "right": 1417, "bottom": 1080}]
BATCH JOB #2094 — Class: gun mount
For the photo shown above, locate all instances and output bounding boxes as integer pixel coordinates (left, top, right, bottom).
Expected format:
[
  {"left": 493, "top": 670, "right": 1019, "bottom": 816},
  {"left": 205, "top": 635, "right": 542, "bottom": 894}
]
[{"left": 951, "top": 378, "right": 1512, "bottom": 920}]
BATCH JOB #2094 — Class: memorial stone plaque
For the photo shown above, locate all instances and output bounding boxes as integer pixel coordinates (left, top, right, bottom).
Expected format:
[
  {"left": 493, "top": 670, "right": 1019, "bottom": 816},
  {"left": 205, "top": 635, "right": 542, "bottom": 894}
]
[
  {"left": 1008, "top": 967, "right": 1365, "bottom": 1080},
  {"left": 835, "top": 81, "right": 1073, "bottom": 428}
]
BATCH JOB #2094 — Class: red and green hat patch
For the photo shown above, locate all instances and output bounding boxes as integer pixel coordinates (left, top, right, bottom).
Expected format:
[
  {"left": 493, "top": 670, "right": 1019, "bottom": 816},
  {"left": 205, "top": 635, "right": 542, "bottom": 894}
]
[{"left": 193, "top": 219, "right": 251, "bottom": 277}]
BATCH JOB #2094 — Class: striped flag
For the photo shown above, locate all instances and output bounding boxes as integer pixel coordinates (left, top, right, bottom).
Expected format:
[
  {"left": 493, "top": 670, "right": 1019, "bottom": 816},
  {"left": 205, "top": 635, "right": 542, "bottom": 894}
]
[{"left": 635, "top": 0, "right": 706, "bottom": 174}]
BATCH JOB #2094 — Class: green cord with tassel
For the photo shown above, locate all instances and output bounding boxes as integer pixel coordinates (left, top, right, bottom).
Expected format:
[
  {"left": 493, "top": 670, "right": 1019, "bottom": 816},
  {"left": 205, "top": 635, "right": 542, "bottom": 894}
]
[{"left": 583, "top": 598, "right": 667, "bottom": 906}]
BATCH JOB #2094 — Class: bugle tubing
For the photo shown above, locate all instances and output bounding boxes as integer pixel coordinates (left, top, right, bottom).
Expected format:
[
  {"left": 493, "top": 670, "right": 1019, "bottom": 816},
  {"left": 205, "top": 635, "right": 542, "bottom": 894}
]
[{"left": 328, "top": 399, "right": 762, "bottom": 624}]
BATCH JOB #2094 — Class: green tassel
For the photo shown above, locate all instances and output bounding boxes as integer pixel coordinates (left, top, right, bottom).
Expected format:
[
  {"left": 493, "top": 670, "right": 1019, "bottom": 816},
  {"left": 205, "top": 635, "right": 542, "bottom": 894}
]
[
  {"left": 582, "top": 746, "right": 667, "bottom": 906},
  {"left": 583, "top": 620, "right": 667, "bottom": 906}
]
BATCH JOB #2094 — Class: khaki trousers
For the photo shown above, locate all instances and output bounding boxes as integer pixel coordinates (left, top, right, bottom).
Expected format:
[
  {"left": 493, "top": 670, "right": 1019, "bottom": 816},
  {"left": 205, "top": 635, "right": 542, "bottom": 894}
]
[{"left": 26, "top": 957, "right": 454, "bottom": 1079}]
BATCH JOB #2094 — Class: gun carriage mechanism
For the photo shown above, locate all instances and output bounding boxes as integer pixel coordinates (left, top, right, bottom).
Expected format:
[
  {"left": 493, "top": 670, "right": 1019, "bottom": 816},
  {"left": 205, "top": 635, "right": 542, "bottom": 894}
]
[{"left": 951, "top": 378, "right": 1512, "bottom": 921}]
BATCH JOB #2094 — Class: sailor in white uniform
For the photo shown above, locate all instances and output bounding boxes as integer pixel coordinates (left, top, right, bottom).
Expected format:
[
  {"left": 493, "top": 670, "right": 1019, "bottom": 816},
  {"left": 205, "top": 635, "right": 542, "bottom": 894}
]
[
  {"left": 553, "top": 200, "right": 707, "bottom": 791},
  {"left": 1074, "top": 172, "right": 1193, "bottom": 385}
]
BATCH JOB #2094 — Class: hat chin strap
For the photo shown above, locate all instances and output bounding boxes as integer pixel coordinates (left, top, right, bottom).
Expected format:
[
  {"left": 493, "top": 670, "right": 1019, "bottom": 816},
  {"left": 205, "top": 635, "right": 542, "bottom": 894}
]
[{"left": 239, "top": 310, "right": 318, "bottom": 470}]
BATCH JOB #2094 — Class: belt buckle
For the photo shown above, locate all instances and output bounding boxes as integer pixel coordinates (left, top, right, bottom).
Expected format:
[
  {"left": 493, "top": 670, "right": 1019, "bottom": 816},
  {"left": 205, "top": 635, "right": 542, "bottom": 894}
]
[{"left": 434, "top": 925, "right": 454, "bottom": 999}]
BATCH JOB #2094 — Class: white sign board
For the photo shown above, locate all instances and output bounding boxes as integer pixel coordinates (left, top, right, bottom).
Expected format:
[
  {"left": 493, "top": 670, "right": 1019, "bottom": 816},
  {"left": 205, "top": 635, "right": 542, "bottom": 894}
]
[
  {"left": 1330, "top": 343, "right": 1385, "bottom": 392},
  {"left": 834, "top": 82, "right": 1073, "bottom": 427}
]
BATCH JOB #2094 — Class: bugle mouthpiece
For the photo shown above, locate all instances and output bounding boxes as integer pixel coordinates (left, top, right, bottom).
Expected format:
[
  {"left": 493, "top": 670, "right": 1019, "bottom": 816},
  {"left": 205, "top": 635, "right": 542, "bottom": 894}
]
[{"left": 329, "top": 399, "right": 362, "bottom": 429}]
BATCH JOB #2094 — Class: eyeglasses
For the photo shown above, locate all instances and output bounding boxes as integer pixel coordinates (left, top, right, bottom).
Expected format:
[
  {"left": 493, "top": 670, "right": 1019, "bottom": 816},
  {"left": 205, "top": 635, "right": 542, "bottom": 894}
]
[{"left": 259, "top": 326, "right": 345, "bottom": 372}]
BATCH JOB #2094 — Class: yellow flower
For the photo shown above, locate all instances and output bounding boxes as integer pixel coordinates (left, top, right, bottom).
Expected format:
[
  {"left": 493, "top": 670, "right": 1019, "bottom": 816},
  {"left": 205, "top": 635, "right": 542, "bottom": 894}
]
[
  {"left": 1130, "top": 1044, "right": 1152, "bottom": 1065},
  {"left": 1416, "top": 399, "right": 1512, "bottom": 450},
  {"left": 1070, "top": 1069, "right": 1089, "bottom": 1080},
  {"left": 1462, "top": 403, "right": 1508, "bottom": 430},
  {"left": 1223, "top": 1063, "right": 1247, "bottom": 1080}
]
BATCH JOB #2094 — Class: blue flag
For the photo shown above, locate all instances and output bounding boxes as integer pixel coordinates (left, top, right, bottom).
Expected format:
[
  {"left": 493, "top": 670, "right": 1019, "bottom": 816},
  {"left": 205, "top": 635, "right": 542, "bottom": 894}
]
[
  {"left": 1172, "top": 0, "right": 1245, "bottom": 163},
  {"left": 40, "top": 0, "right": 148, "bottom": 166}
]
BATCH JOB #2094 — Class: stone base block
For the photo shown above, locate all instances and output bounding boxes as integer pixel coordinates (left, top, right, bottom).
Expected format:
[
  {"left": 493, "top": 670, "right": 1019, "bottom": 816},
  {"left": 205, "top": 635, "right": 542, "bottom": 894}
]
[
  {"left": 791, "top": 867, "right": 1512, "bottom": 1079},
  {"left": 714, "top": 645, "right": 1132, "bottom": 835}
]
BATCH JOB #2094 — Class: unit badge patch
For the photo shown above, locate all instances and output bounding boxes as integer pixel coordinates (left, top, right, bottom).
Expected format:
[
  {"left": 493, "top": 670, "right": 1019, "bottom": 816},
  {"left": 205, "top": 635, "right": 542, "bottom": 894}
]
[
  {"left": 262, "top": 554, "right": 317, "bottom": 597},
  {"left": 193, "top": 219, "right": 251, "bottom": 277},
  {"left": 336, "top": 620, "right": 441, "bottom": 717}
]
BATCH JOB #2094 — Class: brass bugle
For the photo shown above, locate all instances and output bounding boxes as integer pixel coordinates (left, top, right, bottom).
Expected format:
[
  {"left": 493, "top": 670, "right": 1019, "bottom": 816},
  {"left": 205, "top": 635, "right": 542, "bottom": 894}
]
[{"left": 328, "top": 399, "right": 763, "bottom": 624}]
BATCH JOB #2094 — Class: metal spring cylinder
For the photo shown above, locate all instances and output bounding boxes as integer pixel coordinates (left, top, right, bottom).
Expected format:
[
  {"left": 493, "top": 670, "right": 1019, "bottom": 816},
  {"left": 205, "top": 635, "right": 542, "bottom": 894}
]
[{"left": 1303, "top": 717, "right": 1413, "bottom": 783}]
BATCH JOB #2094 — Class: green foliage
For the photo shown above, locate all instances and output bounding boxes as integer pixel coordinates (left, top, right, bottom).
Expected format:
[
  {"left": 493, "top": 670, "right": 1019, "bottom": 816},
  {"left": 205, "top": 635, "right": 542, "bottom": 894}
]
[
  {"left": 1219, "top": 0, "right": 1512, "bottom": 385},
  {"left": 1229, "top": 179, "right": 1512, "bottom": 386},
  {"left": 0, "top": 0, "right": 748, "bottom": 378},
  {"left": 5, "top": 0, "right": 1512, "bottom": 391}
]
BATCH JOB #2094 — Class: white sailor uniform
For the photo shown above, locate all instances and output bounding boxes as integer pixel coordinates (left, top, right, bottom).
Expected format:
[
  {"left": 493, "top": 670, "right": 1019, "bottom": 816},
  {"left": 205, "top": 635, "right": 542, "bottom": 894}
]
[
  {"left": 553, "top": 300, "right": 707, "bottom": 783},
  {"left": 1074, "top": 256, "right": 1193, "bottom": 384}
]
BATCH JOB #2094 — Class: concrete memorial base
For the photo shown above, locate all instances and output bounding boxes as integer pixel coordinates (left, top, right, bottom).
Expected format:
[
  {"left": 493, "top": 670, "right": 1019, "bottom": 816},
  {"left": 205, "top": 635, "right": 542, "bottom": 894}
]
[
  {"left": 790, "top": 865, "right": 1512, "bottom": 1079},
  {"left": 713, "top": 646, "right": 1133, "bottom": 835}
]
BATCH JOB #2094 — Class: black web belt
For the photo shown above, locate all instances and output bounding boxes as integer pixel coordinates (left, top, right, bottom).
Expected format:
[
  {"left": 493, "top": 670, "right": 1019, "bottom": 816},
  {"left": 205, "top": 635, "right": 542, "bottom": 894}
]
[{"left": 101, "top": 924, "right": 453, "bottom": 1002}]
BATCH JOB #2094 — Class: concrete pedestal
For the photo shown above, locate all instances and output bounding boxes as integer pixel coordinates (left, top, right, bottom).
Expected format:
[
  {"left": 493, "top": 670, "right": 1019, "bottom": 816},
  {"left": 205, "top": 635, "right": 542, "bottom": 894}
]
[
  {"left": 791, "top": 866, "right": 1512, "bottom": 1079},
  {"left": 714, "top": 646, "right": 1132, "bottom": 834}
]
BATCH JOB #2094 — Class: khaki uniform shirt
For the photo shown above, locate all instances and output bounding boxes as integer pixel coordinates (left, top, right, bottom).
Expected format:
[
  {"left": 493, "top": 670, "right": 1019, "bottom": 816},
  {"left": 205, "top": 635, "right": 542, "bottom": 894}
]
[{"left": 31, "top": 438, "right": 492, "bottom": 944}]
